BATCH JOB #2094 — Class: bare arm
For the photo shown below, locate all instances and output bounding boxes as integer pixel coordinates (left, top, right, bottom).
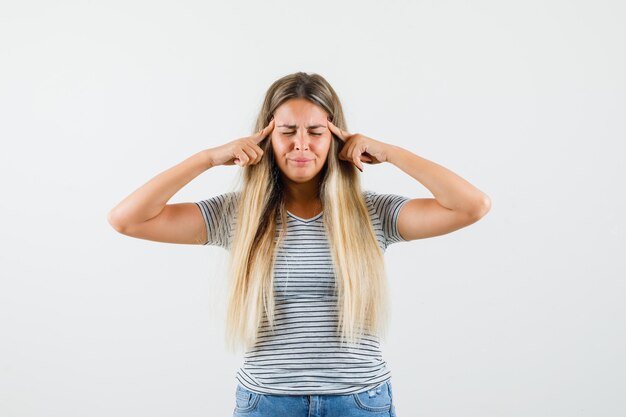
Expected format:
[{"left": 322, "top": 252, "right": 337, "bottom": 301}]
[
  {"left": 386, "top": 145, "right": 491, "bottom": 241},
  {"left": 107, "top": 150, "right": 213, "bottom": 228},
  {"left": 106, "top": 150, "right": 215, "bottom": 245},
  {"left": 107, "top": 119, "right": 274, "bottom": 245}
]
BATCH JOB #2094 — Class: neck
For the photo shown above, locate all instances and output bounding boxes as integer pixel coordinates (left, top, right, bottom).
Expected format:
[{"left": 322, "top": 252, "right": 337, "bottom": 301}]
[{"left": 282, "top": 175, "right": 321, "bottom": 206}]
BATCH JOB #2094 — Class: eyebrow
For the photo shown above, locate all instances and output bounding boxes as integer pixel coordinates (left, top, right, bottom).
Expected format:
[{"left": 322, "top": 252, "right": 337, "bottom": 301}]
[{"left": 278, "top": 124, "right": 326, "bottom": 129}]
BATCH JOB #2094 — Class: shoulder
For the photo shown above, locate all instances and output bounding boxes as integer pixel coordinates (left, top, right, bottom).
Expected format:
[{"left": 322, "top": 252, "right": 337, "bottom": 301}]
[
  {"left": 361, "top": 189, "right": 412, "bottom": 249},
  {"left": 196, "top": 191, "right": 240, "bottom": 207},
  {"left": 362, "top": 189, "right": 410, "bottom": 214},
  {"left": 195, "top": 191, "right": 241, "bottom": 222}
]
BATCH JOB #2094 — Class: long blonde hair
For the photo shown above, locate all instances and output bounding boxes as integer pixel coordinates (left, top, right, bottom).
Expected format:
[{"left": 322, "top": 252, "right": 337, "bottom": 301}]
[{"left": 224, "top": 72, "right": 390, "bottom": 353}]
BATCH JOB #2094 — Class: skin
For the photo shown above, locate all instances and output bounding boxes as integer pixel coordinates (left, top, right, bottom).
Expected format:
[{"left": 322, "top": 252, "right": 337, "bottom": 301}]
[
  {"left": 270, "top": 98, "right": 333, "bottom": 215},
  {"left": 231, "top": 98, "right": 395, "bottom": 217},
  {"left": 233, "top": 99, "right": 490, "bottom": 239}
]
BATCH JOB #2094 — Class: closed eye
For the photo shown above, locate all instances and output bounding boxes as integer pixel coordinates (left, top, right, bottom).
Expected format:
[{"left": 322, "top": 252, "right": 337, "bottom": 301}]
[{"left": 283, "top": 132, "right": 322, "bottom": 136}]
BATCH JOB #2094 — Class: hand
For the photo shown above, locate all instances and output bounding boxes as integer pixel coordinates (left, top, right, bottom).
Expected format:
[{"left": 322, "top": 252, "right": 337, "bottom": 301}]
[
  {"left": 326, "top": 119, "right": 390, "bottom": 172},
  {"left": 208, "top": 118, "right": 275, "bottom": 167}
]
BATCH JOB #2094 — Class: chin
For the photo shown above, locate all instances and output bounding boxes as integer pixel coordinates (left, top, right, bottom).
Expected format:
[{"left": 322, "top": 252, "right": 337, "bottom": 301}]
[
  {"left": 281, "top": 169, "right": 322, "bottom": 183},
  {"left": 286, "top": 175, "right": 317, "bottom": 183}
]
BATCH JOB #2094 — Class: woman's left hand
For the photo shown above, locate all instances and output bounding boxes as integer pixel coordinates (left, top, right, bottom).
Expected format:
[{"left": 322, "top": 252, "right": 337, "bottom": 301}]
[{"left": 327, "top": 119, "right": 392, "bottom": 172}]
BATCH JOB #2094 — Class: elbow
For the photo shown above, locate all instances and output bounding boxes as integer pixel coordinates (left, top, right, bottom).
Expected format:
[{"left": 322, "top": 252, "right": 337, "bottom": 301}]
[
  {"left": 467, "top": 194, "right": 491, "bottom": 219},
  {"left": 480, "top": 194, "right": 491, "bottom": 217},
  {"left": 107, "top": 210, "right": 127, "bottom": 233}
]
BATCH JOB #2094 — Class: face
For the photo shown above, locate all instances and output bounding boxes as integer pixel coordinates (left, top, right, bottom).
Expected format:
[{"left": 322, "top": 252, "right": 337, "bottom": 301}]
[{"left": 270, "top": 98, "right": 332, "bottom": 184}]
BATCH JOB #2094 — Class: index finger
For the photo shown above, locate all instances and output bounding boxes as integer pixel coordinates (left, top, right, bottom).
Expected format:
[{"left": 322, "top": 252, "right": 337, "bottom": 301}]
[
  {"left": 327, "top": 119, "right": 348, "bottom": 142},
  {"left": 254, "top": 118, "right": 275, "bottom": 143}
]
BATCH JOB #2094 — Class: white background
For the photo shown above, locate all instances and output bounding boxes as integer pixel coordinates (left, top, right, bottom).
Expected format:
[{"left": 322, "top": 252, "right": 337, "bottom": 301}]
[{"left": 1, "top": 1, "right": 624, "bottom": 416}]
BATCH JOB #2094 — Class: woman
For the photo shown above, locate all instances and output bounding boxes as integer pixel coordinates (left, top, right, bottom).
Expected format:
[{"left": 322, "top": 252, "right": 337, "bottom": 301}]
[{"left": 108, "top": 72, "right": 491, "bottom": 416}]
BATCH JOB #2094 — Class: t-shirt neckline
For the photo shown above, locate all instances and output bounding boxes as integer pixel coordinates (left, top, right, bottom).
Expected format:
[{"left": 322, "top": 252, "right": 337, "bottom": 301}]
[{"left": 286, "top": 210, "right": 323, "bottom": 223}]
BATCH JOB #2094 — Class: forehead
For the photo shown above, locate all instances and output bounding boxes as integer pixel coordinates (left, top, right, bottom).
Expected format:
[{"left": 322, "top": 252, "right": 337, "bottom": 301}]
[
  {"left": 277, "top": 123, "right": 325, "bottom": 129},
  {"left": 273, "top": 98, "right": 328, "bottom": 127}
]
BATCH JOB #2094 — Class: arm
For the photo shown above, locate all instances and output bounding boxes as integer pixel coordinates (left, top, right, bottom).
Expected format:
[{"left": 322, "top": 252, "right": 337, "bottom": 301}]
[
  {"left": 107, "top": 149, "right": 214, "bottom": 239},
  {"left": 386, "top": 145, "right": 490, "bottom": 215},
  {"left": 385, "top": 145, "right": 491, "bottom": 240},
  {"left": 325, "top": 118, "right": 491, "bottom": 241},
  {"left": 107, "top": 120, "right": 273, "bottom": 244}
]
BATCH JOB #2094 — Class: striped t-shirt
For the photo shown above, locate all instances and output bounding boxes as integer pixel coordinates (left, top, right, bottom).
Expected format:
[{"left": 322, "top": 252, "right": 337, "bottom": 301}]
[{"left": 195, "top": 190, "right": 411, "bottom": 395}]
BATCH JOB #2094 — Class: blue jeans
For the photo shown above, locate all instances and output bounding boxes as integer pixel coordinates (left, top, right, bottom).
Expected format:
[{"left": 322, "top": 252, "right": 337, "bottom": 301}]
[{"left": 232, "top": 380, "right": 397, "bottom": 417}]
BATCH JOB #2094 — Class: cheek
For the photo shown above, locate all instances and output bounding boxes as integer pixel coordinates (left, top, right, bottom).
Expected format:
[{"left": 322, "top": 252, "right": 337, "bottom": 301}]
[
  {"left": 317, "top": 136, "right": 332, "bottom": 154},
  {"left": 271, "top": 140, "right": 288, "bottom": 158}
]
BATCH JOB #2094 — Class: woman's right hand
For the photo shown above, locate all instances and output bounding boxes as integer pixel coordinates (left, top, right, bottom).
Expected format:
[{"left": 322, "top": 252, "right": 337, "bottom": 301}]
[{"left": 208, "top": 118, "right": 275, "bottom": 167}]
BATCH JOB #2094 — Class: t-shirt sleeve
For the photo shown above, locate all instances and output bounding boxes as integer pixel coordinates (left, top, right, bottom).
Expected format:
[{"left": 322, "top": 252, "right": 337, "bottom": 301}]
[
  {"left": 365, "top": 190, "right": 411, "bottom": 249},
  {"left": 194, "top": 192, "right": 238, "bottom": 249}
]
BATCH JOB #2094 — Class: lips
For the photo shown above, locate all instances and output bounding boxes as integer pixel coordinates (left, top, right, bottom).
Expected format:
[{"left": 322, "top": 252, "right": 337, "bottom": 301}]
[{"left": 289, "top": 158, "right": 312, "bottom": 167}]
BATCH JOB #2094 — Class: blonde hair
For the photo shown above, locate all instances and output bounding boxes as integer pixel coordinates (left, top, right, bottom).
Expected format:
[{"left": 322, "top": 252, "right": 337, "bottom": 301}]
[{"left": 223, "top": 72, "right": 390, "bottom": 353}]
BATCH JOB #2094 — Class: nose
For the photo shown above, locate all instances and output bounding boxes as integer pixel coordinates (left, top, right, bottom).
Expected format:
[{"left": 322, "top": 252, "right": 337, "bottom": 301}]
[{"left": 293, "top": 129, "right": 311, "bottom": 151}]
